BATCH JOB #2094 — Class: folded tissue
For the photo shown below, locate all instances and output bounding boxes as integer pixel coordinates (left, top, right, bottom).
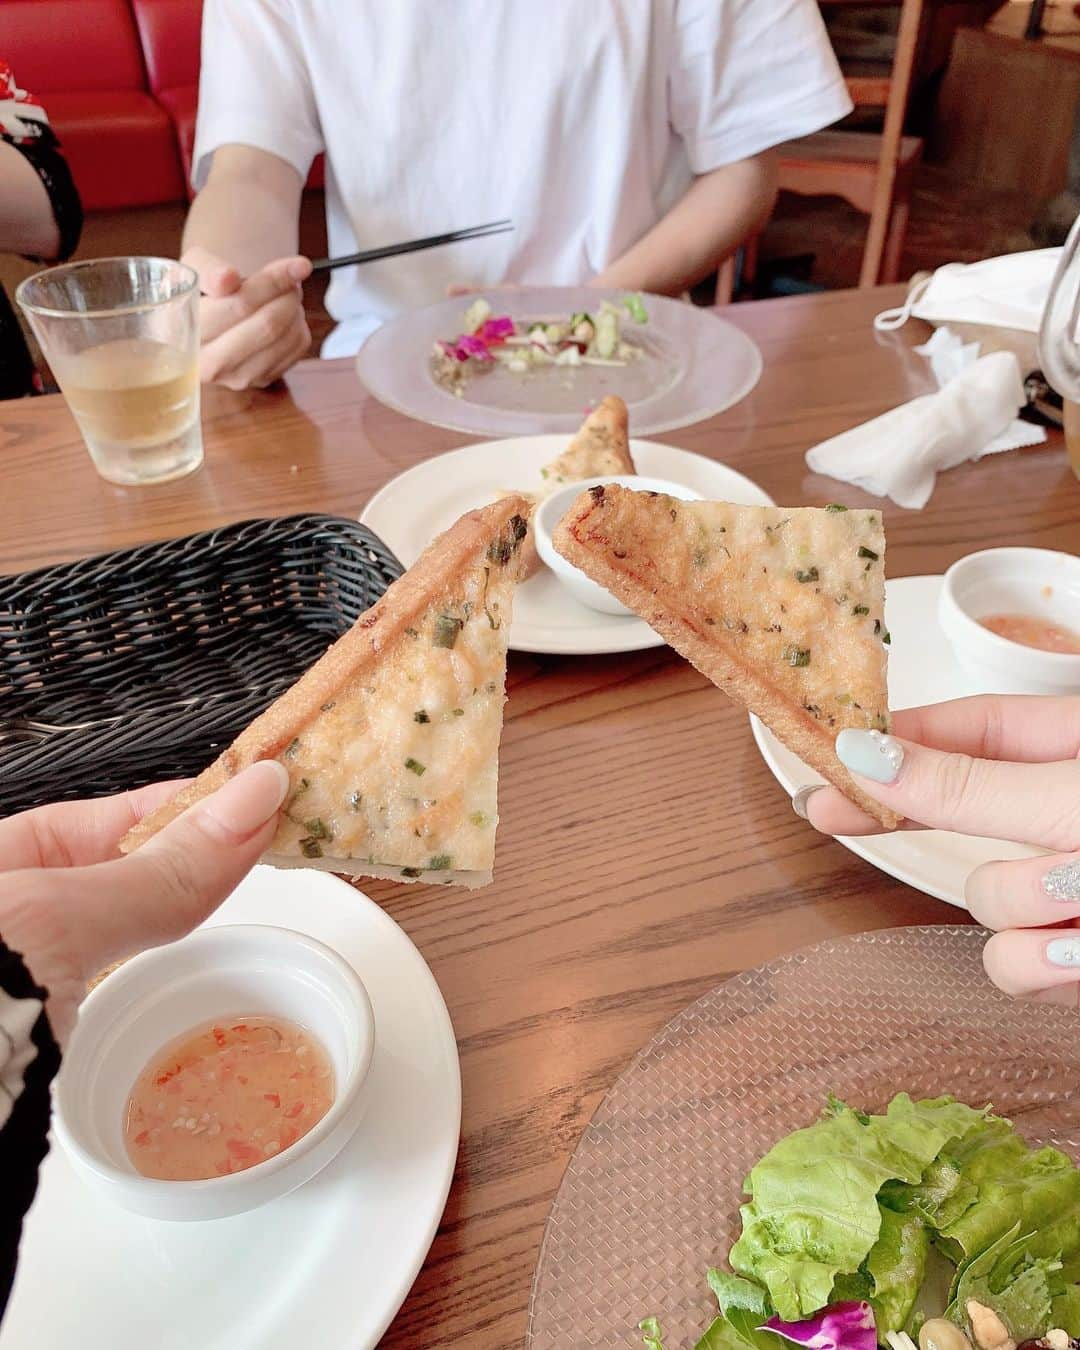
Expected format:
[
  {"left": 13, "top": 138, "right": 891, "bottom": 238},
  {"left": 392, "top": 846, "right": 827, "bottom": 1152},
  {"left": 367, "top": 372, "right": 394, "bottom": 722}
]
[{"left": 805, "top": 328, "right": 1046, "bottom": 510}]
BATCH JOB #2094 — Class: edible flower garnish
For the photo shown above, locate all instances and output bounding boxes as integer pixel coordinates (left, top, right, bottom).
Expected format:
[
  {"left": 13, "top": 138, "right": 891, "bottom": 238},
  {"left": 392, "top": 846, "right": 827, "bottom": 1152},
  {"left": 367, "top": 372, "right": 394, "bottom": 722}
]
[
  {"left": 761, "top": 1303, "right": 878, "bottom": 1350},
  {"left": 476, "top": 315, "right": 515, "bottom": 343}
]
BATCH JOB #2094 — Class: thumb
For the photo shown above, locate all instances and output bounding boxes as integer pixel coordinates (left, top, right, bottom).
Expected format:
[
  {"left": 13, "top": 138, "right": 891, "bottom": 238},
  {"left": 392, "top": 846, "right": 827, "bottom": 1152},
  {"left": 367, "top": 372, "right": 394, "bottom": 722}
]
[
  {"left": 834, "top": 728, "right": 1080, "bottom": 852},
  {"left": 182, "top": 245, "right": 243, "bottom": 298},
  {"left": 64, "top": 760, "right": 291, "bottom": 974}
]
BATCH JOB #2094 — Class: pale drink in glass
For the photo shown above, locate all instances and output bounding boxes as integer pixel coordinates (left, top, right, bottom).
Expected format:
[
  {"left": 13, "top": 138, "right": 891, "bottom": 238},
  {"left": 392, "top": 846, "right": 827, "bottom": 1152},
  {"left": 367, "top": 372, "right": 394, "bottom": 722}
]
[{"left": 16, "top": 257, "right": 202, "bottom": 486}]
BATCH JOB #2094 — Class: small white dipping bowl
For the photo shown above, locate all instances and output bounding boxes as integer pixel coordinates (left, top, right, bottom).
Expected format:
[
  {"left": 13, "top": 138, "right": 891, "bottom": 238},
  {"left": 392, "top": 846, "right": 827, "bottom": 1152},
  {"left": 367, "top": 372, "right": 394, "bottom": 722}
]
[
  {"left": 938, "top": 547, "right": 1080, "bottom": 695},
  {"left": 534, "top": 474, "right": 704, "bottom": 617},
  {"left": 54, "top": 924, "right": 375, "bottom": 1222}
]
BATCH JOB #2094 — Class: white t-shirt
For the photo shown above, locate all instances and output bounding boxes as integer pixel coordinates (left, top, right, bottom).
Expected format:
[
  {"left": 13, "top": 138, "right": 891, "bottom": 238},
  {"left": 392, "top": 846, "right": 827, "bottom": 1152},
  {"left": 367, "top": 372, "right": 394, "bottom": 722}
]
[{"left": 194, "top": 0, "right": 851, "bottom": 357}]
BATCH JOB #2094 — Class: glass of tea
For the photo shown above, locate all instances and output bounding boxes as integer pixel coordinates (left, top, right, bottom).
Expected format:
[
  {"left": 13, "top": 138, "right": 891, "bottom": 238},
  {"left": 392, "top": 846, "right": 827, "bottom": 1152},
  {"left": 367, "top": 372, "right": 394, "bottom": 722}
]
[
  {"left": 1038, "top": 214, "right": 1080, "bottom": 480},
  {"left": 16, "top": 256, "right": 202, "bottom": 486}
]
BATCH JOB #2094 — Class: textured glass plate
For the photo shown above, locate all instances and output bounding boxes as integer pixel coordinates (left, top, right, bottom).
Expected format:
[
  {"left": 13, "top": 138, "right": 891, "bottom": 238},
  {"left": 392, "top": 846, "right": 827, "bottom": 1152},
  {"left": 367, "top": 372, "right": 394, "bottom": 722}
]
[
  {"left": 354, "top": 287, "right": 762, "bottom": 436},
  {"left": 527, "top": 926, "right": 1080, "bottom": 1350}
]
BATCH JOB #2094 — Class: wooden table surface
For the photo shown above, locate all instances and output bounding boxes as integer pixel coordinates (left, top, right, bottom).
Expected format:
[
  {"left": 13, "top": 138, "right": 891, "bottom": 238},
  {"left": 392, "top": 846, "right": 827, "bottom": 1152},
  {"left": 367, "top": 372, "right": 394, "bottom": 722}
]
[{"left": 3, "top": 285, "right": 1077, "bottom": 1347}]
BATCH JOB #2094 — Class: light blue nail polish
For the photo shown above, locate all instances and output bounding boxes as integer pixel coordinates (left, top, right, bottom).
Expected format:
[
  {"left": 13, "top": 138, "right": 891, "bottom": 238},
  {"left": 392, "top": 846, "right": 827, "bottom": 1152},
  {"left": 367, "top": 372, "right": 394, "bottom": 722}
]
[
  {"left": 835, "top": 728, "right": 904, "bottom": 784},
  {"left": 1046, "top": 937, "right": 1080, "bottom": 968},
  {"left": 791, "top": 785, "right": 823, "bottom": 820}
]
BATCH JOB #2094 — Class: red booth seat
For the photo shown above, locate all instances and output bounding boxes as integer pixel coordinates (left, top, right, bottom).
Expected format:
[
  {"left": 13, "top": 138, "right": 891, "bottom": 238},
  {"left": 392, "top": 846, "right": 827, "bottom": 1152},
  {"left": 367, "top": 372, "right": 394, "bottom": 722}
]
[
  {"left": 3, "top": 0, "right": 324, "bottom": 210},
  {"left": 3, "top": 0, "right": 186, "bottom": 210},
  {"left": 43, "top": 90, "right": 186, "bottom": 211}
]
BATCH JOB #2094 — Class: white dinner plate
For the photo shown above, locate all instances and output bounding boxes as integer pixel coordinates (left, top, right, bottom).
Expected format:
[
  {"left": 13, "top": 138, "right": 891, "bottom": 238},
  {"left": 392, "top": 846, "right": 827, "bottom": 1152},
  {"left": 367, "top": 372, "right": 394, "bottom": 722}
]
[
  {"left": 361, "top": 436, "right": 775, "bottom": 656},
  {"left": 751, "top": 574, "right": 1044, "bottom": 908},
  {"left": 2, "top": 868, "right": 461, "bottom": 1350},
  {"left": 355, "top": 286, "right": 763, "bottom": 437}
]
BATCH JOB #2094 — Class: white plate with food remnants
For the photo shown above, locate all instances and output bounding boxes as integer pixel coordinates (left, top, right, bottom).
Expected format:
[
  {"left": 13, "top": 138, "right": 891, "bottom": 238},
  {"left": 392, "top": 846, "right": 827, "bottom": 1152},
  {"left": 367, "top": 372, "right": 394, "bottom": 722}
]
[
  {"left": 361, "top": 434, "right": 775, "bottom": 656},
  {"left": 354, "top": 286, "right": 762, "bottom": 437},
  {"left": 1, "top": 867, "right": 461, "bottom": 1350},
  {"left": 752, "top": 574, "right": 1044, "bottom": 908}
]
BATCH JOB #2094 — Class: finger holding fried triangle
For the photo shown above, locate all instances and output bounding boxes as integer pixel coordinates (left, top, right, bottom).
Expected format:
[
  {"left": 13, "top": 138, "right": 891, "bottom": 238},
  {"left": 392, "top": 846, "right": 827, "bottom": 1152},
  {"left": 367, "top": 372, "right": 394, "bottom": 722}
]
[{"left": 121, "top": 496, "right": 533, "bottom": 887}]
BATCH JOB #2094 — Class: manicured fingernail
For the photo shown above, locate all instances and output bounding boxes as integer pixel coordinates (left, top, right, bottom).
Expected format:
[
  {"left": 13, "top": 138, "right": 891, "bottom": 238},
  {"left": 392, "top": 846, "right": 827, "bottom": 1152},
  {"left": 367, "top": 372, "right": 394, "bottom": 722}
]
[
  {"left": 835, "top": 728, "right": 904, "bottom": 784},
  {"left": 1046, "top": 936, "right": 1080, "bottom": 968},
  {"left": 1043, "top": 860, "right": 1080, "bottom": 903},
  {"left": 200, "top": 760, "right": 290, "bottom": 840},
  {"left": 792, "top": 786, "right": 823, "bottom": 820}
]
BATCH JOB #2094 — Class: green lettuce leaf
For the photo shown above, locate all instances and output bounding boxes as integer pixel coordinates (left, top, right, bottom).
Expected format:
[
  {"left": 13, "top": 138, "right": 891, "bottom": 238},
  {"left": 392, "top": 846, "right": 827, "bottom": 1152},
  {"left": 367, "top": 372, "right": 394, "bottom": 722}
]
[
  {"left": 1051, "top": 1284, "right": 1080, "bottom": 1336},
  {"left": 698, "top": 1318, "right": 742, "bottom": 1350},
  {"left": 640, "top": 1316, "right": 666, "bottom": 1350},
  {"left": 826, "top": 1209, "right": 928, "bottom": 1335},
  {"left": 865, "top": 1207, "right": 930, "bottom": 1335},
  {"left": 729, "top": 1096, "right": 990, "bottom": 1321},
  {"left": 707, "top": 1271, "right": 771, "bottom": 1319},
  {"left": 697, "top": 1270, "right": 779, "bottom": 1350},
  {"left": 933, "top": 1132, "right": 1080, "bottom": 1277},
  {"left": 945, "top": 1222, "right": 1062, "bottom": 1343}
]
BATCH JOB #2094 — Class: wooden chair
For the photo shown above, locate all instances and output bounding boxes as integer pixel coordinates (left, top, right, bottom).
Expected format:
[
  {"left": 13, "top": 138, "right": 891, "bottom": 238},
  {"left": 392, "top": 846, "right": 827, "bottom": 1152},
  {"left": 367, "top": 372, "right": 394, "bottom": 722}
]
[{"left": 774, "top": 0, "right": 926, "bottom": 288}]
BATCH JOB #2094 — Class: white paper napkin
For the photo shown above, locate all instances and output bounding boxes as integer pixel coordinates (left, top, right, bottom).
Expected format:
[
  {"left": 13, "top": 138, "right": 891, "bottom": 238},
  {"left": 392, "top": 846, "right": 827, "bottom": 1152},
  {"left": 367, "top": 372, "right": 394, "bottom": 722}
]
[{"left": 805, "top": 342, "right": 1046, "bottom": 510}]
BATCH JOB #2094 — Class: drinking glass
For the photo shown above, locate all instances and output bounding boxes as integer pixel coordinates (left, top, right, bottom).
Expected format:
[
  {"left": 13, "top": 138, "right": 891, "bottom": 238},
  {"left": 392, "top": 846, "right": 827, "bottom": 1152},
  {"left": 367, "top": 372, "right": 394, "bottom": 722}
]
[
  {"left": 1038, "top": 214, "right": 1080, "bottom": 480},
  {"left": 16, "top": 256, "right": 203, "bottom": 486}
]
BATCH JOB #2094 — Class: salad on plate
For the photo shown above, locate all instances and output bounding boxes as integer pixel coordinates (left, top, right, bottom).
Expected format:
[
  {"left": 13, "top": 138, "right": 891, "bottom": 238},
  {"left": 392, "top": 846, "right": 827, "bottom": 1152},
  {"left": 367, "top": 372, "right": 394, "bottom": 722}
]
[
  {"left": 432, "top": 293, "right": 649, "bottom": 395},
  {"left": 643, "top": 1093, "right": 1080, "bottom": 1350}
]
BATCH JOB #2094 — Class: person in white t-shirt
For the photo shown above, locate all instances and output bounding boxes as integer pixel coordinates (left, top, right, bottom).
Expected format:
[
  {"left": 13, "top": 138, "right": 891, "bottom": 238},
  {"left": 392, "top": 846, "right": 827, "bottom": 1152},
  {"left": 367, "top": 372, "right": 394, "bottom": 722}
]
[{"left": 183, "top": 0, "right": 852, "bottom": 390}]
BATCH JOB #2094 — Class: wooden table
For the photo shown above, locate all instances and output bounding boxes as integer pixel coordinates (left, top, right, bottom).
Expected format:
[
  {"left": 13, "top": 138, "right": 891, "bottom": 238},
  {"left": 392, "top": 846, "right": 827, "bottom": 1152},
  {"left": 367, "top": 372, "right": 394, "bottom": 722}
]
[{"left": 2, "top": 286, "right": 1077, "bottom": 1347}]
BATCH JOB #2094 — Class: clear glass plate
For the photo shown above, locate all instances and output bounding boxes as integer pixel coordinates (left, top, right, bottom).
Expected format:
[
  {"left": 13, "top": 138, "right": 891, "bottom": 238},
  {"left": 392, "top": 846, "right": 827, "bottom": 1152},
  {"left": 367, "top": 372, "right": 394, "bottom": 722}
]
[
  {"left": 355, "top": 287, "right": 763, "bottom": 436},
  {"left": 527, "top": 926, "right": 1080, "bottom": 1349}
]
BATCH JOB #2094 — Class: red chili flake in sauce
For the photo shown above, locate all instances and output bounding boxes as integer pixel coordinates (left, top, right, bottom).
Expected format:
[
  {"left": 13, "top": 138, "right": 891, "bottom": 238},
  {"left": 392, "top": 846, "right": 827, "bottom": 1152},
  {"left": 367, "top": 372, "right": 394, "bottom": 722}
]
[{"left": 123, "top": 1015, "right": 335, "bottom": 1181}]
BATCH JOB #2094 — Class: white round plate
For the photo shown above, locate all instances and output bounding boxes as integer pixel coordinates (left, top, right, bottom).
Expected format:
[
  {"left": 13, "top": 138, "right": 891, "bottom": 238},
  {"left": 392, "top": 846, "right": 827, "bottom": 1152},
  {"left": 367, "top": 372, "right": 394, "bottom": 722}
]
[
  {"left": 1, "top": 867, "right": 461, "bottom": 1350},
  {"left": 751, "top": 574, "right": 1044, "bottom": 908},
  {"left": 355, "top": 286, "right": 762, "bottom": 437},
  {"left": 361, "top": 436, "right": 775, "bottom": 656}
]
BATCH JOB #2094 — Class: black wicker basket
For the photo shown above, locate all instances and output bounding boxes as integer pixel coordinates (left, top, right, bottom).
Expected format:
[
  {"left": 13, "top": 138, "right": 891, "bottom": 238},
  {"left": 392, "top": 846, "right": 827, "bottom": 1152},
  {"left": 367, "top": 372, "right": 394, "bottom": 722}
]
[{"left": 0, "top": 515, "right": 403, "bottom": 814}]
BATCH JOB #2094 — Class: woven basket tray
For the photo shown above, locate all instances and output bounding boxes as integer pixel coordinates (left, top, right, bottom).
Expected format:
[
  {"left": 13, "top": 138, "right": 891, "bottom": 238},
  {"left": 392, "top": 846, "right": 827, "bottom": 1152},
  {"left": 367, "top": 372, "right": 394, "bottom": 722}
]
[{"left": 0, "top": 514, "right": 403, "bottom": 815}]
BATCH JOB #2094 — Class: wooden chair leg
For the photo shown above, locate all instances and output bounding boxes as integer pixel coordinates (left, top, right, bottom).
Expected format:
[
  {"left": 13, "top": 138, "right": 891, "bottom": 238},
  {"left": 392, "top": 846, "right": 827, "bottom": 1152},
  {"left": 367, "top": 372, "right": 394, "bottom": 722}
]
[
  {"left": 859, "top": 177, "right": 893, "bottom": 287},
  {"left": 880, "top": 194, "right": 911, "bottom": 285},
  {"left": 715, "top": 254, "right": 737, "bottom": 305}
]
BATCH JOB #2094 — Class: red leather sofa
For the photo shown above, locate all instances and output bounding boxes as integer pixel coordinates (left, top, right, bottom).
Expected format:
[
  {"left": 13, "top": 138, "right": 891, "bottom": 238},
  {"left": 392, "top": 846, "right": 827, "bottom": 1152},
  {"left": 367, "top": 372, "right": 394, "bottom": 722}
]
[
  {"left": 128, "top": 0, "right": 203, "bottom": 189},
  {"left": 2, "top": 0, "right": 189, "bottom": 210},
  {"left": 1, "top": 0, "right": 321, "bottom": 212}
]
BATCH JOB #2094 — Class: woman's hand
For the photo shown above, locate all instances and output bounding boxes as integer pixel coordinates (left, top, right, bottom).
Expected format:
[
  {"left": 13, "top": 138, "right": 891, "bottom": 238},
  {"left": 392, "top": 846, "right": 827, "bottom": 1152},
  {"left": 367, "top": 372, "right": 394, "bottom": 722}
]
[
  {"left": 0, "top": 762, "right": 289, "bottom": 1043},
  {"left": 796, "top": 695, "right": 1080, "bottom": 1004}
]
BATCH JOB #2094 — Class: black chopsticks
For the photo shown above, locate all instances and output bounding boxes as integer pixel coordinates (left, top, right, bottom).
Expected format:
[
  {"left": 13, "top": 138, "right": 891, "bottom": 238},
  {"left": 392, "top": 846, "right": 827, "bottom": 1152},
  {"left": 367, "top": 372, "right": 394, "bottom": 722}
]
[{"left": 311, "top": 220, "right": 513, "bottom": 274}]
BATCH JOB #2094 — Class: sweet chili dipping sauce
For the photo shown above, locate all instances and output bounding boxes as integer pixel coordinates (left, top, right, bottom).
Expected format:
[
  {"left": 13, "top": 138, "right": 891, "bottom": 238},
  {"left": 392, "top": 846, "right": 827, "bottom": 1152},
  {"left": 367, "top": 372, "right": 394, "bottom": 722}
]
[
  {"left": 124, "top": 1015, "right": 335, "bottom": 1181},
  {"left": 980, "top": 613, "right": 1080, "bottom": 654}
]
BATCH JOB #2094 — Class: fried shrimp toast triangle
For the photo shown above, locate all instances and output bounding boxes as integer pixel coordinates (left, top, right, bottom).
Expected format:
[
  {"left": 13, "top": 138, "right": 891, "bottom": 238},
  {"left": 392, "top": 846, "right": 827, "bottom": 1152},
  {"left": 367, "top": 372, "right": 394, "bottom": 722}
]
[
  {"left": 553, "top": 485, "right": 898, "bottom": 828},
  {"left": 541, "top": 395, "right": 634, "bottom": 486},
  {"left": 499, "top": 396, "right": 636, "bottom": 578},
  {"left": 121, "top": 496, "right": 533, "bottom": 887}
]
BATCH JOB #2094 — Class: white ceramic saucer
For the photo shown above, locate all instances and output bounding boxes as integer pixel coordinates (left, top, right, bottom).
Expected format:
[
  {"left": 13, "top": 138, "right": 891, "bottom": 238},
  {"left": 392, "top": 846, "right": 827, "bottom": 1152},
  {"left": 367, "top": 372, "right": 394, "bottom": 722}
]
[
  {"left": 360, "top": 436, "right": 774, "bottom": 656},
  {"left": 1, "top": 867, "right": 461, "bottom": 1350}
]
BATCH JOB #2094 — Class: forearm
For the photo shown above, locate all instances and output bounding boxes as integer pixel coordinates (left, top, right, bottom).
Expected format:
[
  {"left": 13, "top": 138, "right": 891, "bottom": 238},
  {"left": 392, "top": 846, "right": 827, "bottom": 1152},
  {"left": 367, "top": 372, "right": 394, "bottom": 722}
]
[
  {"left": 0, "top": 141, "right": 61, "bottom": 259},
  {"left": 183, "top": 147, "right": 303, "bottom": 276},
  {"left": 593, "top": 154, "right": 777, "bottom": 296}
]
